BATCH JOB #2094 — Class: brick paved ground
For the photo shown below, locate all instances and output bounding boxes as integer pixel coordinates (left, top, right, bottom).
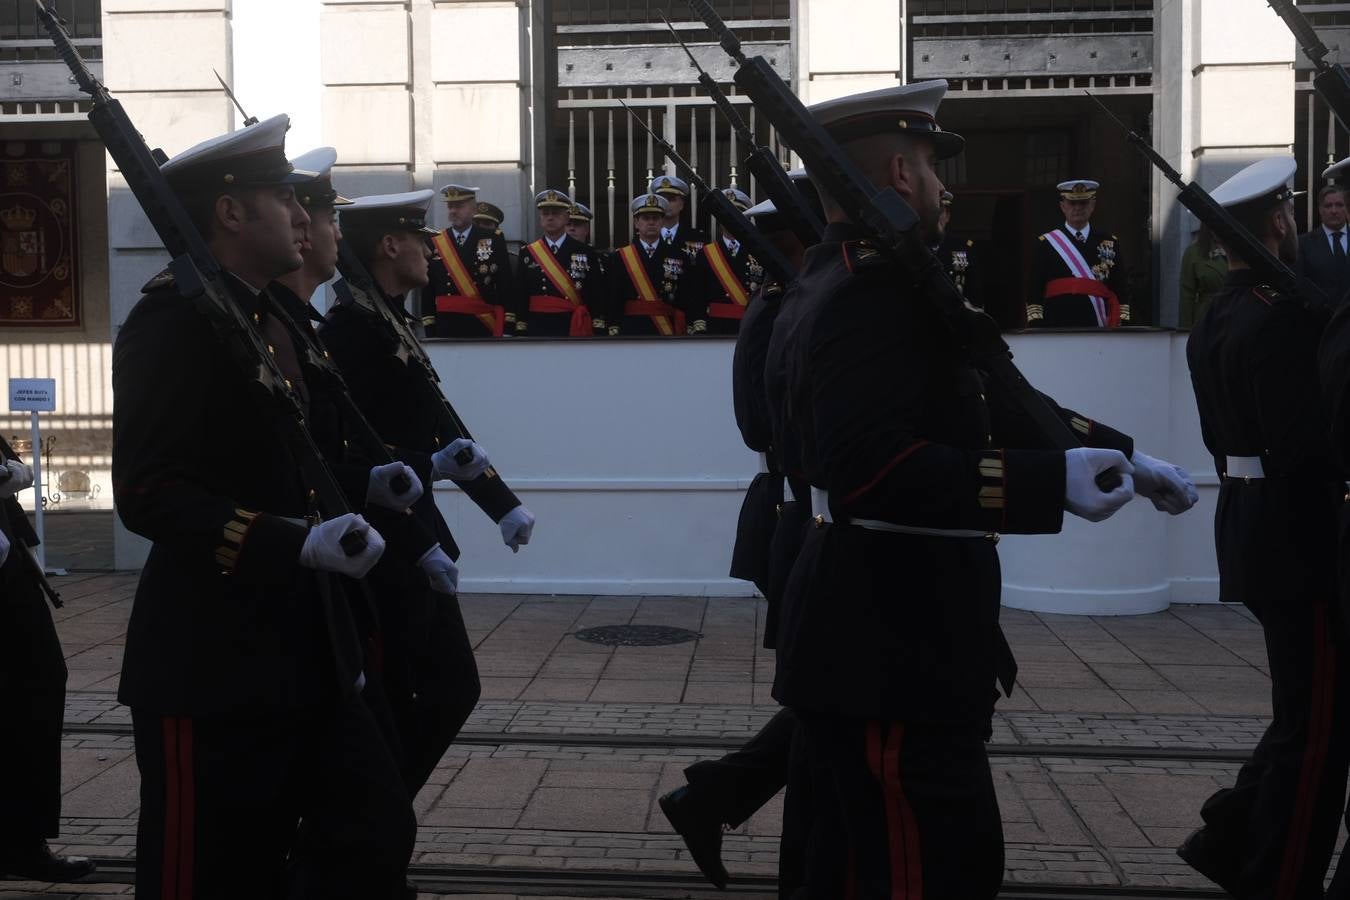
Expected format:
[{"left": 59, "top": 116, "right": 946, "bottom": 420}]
[{"left": 2, "top": 572, "right": 1339, "bottom": 897}]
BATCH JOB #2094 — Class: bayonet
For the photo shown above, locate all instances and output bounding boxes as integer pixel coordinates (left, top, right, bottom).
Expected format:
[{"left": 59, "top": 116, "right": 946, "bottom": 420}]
[{"left": 213, "top": 68, "right": 259, "bottom": 127}]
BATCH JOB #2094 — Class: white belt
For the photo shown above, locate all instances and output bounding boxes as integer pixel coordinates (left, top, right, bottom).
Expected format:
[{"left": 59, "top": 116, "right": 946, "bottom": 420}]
[
  {"left": 1225, "top": 456, "right": 1265, "bottom": 480},
  {"left": 810, "top": 487, "right": 998, "bottom": 541},
  {"left": 757, "top": 452, "right": 770, "bottom": 475}
]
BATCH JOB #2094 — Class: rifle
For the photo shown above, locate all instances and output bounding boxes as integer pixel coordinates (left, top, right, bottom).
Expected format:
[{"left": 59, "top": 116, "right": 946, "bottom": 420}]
[
  {"left": 658, "top": 12, "right": 823, "bottom": 248},
  {"left": 1267, "top": 0, "right": 1350, "bottom": 129},
  {"left": 688, "top": 0, "right": 1121, "bottom": 484},
  {"left": 332, "top": 241, "right": 522, "bottom": 516},
  {"left": 0, "top": 435, "right": 62, "bottom": 609},
  {"left": 620, "top": 101, "right": 799, "bottom": 284},
  {"left": 1086, "top": 91, "right": 1328, "bottom": 307},
  {"left": 34, "top": 2, "right": 368, "bottom": 555}
]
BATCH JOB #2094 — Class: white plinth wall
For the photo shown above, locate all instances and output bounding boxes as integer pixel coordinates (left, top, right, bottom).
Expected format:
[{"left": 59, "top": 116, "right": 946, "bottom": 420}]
[{"left": 114, "top": 331, "right": 1220, "bottom": 613}]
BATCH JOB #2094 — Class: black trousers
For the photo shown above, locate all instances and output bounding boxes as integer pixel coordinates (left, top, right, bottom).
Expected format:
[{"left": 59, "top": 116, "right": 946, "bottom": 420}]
[
  {"left": 0, "top": 573, "right": 65, "bottom": 841},
  {"left": 685, "top": 707, "right": 795, "bottom": 829},
  {"left": 784, "top": 713, "right": 1003, "bottom": 900},
  {"left": 132, "top": 698, "right": 415, "bottom": 900},
  {"left": 378, "top": 585, "right": 481, "bottom": 796},
  {"left": 1196, "top": 597, "right": 1350, "bottom": 900}
]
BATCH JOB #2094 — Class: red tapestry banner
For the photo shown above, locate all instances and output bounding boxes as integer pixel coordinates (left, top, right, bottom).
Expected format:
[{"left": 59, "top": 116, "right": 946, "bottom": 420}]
[{"left": 0, "top": 142, "right": 80, "bottom": 326}]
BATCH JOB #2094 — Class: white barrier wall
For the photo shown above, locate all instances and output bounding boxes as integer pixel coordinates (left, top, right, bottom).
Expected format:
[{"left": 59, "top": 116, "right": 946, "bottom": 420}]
[{"left": 114, "top": 330, "right": 1221, "bottom": 612}]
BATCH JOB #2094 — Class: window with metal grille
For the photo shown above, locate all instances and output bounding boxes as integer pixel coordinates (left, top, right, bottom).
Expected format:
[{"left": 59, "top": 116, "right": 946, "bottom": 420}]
[{"left": 1, "top": 0, "right": 100, "bottom": 63}]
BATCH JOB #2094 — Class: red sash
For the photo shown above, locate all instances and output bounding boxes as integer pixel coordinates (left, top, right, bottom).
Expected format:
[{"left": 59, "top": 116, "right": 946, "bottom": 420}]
[
  {"left": 1044, "top": 277, "right": 1121, "bottom": 328},
  {"left": 435, "top": 295, "right": 505, "bottom": 336},
  {"left": 703, "top": 241, "right": 750, "bottom": 307},
  {"left": 707, "top": 302, "right": 746, "bottom": 320},
  {"left": 525, "top": 239, "right": 591, "bottom": 336},
  {"left": 528, "top": 295, "right": 592, "bottom": 336},
  {"left": 618, "top": 245, "right": 682, "bottom": 336}
]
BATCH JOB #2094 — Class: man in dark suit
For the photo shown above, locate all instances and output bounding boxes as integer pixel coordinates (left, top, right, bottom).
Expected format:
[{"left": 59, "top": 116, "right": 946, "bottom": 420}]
[{"left": 1296, "top": 184, "right": 1349, "bottom": 307}]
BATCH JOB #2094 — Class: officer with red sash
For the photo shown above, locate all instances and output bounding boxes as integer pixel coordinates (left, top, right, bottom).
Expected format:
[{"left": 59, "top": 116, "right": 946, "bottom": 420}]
[
  {"left": 567, "top": 201, "right": 617, "bottom": 335},
  {"left": 651, "top": 174, "right": 709, "bottom": 264},
  {"left": 613, "top": 193, "right": 704, "bottom": 336},
  {"left": 421, "top": 184, "right": 516, "bottom": 338},
  {"left": 700, "top": 187, "right": 766, "bottom": 336},
  {"left": 515, "top": 189, "right": 606, "bottom": 336},
  {"left": 1027, "top": 179, "right": 1131, "bottom": 328}
]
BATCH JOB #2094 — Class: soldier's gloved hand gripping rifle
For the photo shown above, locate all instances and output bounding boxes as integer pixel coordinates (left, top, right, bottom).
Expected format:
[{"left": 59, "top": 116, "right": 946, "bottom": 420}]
[
  {"left": 1087, "top": 92, "right": 1329, "bottom": 308},
  {"left": 1268, "top": 0, "right": 1350, "bottom": 129},
  {"left": 621, "top": 100, "right": 798, "bottom": 284},
  {"left": 689, "top": 1, "right": 1122, "bottom": 489},
  {"left": 33, "top": 2, "right": 373, "bottom": 557},
  {"left": 332, "top": 238, "right": 525, "bottom": 521},
  {"left": 659, "top": 12, "right": 823, "bottom": 248},
  {"left": 0, "top": 434, "right": 62, "bottom": 608}
]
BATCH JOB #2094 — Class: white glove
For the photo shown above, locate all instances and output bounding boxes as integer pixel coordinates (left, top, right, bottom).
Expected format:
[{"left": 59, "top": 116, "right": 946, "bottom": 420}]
[
  {"left": 0, "top": 528, "right": 9, "bottom": 568},
  {"left": 366, "top": 462, "right": 423, "bottom": 512},
  {"left": 0, "top": 460, "right": 34, "bottom": 500},
  {"left": 1064, "top": 448, "right": 1135, "bottom": 523},
  {"left": 499, "top": 505, "right": 535, "bottom": 553},
  {"left": 1130, "top": 451, "right": 1199, "bottom": 516},
  {"left": 431, "top": 438, "right": 491, "bottom": 482},
  {"left": 417, "top": 544, "right": 459, "bottom": 594},
  {"left": 299, "top": 513, "right": 386, "bottom": 579}
]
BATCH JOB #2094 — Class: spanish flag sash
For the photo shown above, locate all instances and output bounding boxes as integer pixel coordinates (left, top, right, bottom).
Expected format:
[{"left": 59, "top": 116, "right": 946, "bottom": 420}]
[
  {"left": 618, "top": 245, "right": 679, "bottom": 336},
  {"left": 433, "top": 231, "right": 501, "bottom": 334},
  {"left": 525, "top": 239, "right": 591, "bottom": 336},
  {"left": 704, "top": 241, "right": 750, "bottom": 307}
]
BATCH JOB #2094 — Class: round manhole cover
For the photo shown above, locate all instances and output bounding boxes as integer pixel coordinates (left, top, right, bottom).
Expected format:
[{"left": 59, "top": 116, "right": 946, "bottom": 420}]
[{"left": 573, "top": 625, "right": 701, "bottom": 647}]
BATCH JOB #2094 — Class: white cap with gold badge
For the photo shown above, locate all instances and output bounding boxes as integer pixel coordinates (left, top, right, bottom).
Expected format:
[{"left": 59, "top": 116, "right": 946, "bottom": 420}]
[{"left": 1210, "top": 157, "right": 1299, "bottom": 209}]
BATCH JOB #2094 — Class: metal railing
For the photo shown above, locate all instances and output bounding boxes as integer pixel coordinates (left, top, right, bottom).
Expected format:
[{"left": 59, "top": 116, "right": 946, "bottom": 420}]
[{"left": 1, "top": 0, "right": 100, "bottom": 111}]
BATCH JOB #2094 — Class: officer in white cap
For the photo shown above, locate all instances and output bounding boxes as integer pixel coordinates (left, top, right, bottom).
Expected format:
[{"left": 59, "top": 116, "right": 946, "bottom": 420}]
[
  {"left": 1180, "top": 155, "right": 1350, "bottom": 899},
  {"left": 650, "top": 173, "right": 709, "bottom": 264},
  {"left": 421, "top": 183, "right": 517, "bottom": 338},
  {"left": 112, "top": 116, "right": 414, "bottom": 898},
  {"left": 765, "top": 79, "right": 1195, "bottom": 899},
  {"left": 697, "top": 186, "right": 762, "bottom": 335},
  {"left": 566, "top": 200, "right": 594, "bottom": 244},
  {"left": 612, "top": 192, "right": 702, "bottom": 335},
  {"left": 1026, "top": 178, "right": 1130, "bottom": 327},
  {"left": 515, "top": 189, "right": 607, "bottom": 336}
]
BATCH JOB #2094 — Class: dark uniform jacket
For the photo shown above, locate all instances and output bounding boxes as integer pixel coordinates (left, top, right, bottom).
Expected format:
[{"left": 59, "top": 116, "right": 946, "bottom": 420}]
[
  {"left": 514, "top": 235, "right": 607, "bottom": 336},
  {"left": 112, "top": 273, "right": 365, "bottom": 716},
  {"left": 702, "top": 239, "right": 767, "bottom": 336},
  {"left": 1190, "top": 270, "right": 1340, "bottom": 610},
  {"left": 663, "top": 222, "right": 708, "bottom": 264},
  {"left": 420, "top": 225, "right": 517, "bottom": 338},
  {"left": 1319, "top": 293, "right": 1350, "bottom": 641},
  {"left": 612, "top": 239, "right": 704, "bottom": 336},
  {"left": 1028, "top": 225, "right": 1130, "bottom": 327},
  {"left": 768, "top": 224, "right": 1133, "bottom": 725},
  {"left": 1297, "top": 228, "right": 1350, "bottom": 308},
  {"left": 320, "top": 283, "right": 523, "bottom": 559},
  {"left": 935, "top": 234, "right": 983, "bottom": 309}
]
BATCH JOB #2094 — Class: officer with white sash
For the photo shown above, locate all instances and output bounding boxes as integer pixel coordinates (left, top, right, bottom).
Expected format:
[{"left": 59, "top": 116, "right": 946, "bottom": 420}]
[{"left": 1027, "top": 179, "right": 1131, "bottom": 328}]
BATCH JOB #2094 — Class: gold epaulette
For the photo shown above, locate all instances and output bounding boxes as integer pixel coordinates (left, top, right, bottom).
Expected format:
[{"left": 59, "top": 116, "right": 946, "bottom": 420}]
[{"left": 141, "top": 268, "right": 177, "bottom": 293}]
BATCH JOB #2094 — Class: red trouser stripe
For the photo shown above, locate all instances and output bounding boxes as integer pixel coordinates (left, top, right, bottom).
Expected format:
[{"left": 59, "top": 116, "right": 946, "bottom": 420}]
[
  {"left": 1275, "top": 605, "right": 1334, "bottom": 899},
  {"left": 866, "top": 722, "right": 923, "bottom": 899},
  {"left": 161, "top": 717, "right": 195, "bottom": 900}
]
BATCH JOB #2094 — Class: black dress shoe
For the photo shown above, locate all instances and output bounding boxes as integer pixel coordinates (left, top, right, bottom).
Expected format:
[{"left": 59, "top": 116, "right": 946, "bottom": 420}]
[
  {"left": 0, "top": 839, "right": 97, "bottom": 883},
  {"left": 660, "top": 784, "right": 729, "bottom": 890},
  {"left": 1176, "top": 827, "right": 1243, "bottom": 895}
]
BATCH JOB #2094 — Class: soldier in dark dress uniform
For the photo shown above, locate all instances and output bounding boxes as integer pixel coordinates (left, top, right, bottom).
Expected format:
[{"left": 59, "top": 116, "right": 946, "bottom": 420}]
[
  {"left": 933, "top": 190, "right": 983, "bottom": 308},
  {"left": 699, "top": 187, "right": 766, "bottom": 336},
  {"left": 323, "top": 189, "right": 536, "bottom": 802},
  {"left": 421, "top": 184, "right": 516, "bottom": 338},
  {"left": 0, "top": 459, "right": 95, "bottom": 884},
  {"left": 567, "top": 201, "right": 617, "bottom": 334},
  {"left": 651, "top": 174, "right": 710, "bottom": 266},
  {"left": 1027, "top": 180, "right": 1131, "bottom": 327},
  {"left": 765, "top": 82, "right": 1196, "bottom": 899},
  {"left": 1180, "top": 156, "right": 1350, "bottom": 900},
  {"left": 613, "top": 193, "right": 705, "bottom": 335},
  {"left": 515, "top": 189, "right": 607, "bottom": 336},
  {"left": 659, "top": 180, "right": 822, "bottom": 890},
  {"left": 111, "top": 115, "right": 414, "bottom": 900},
  {"left": 472, "top": 200, "right": 506, "bottom": 233}
]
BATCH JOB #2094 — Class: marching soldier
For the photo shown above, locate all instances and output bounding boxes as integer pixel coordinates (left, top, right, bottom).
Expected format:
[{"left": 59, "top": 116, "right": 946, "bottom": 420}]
[
  {"left": 1181, "top": 157, "right": 1350, "bottom": 899},
  {"left": 1027, "top": 179, "right": 1131, "bottom": 327},
  {"left": 699, "top": 187, "right": 766, "bottom": 336},
  {"left": 765, "top": 81, "right": 1195, "bottom": 898},
  {"left": 660, "top": 180, "right": 822, "bottom": 889},
  {"left": 112, "top": 115, "right": 414, "bottom": 899},
  {"left": 0, "top": 459, "right": 95, "bottom": 885},
  {"left": 516, "top": 189, "right": 607, "bottom": 336},
  {"left": 933, "top": 190, "right": 983, "bottom": 308},
  {"left": 323, "top": 188, "right": 536, "bottom": 803},
  {"left": 473, "top": 201, "right": 506, "bottom": 233},
  {"left": 650, "top": 174, "right": 709, "bottom": 263},
  {"left": 422, "top": 184, "right": 516, "bottom": 339},
  {"left": 612, "top": 193, "right": 705, "bottom": 336}
]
